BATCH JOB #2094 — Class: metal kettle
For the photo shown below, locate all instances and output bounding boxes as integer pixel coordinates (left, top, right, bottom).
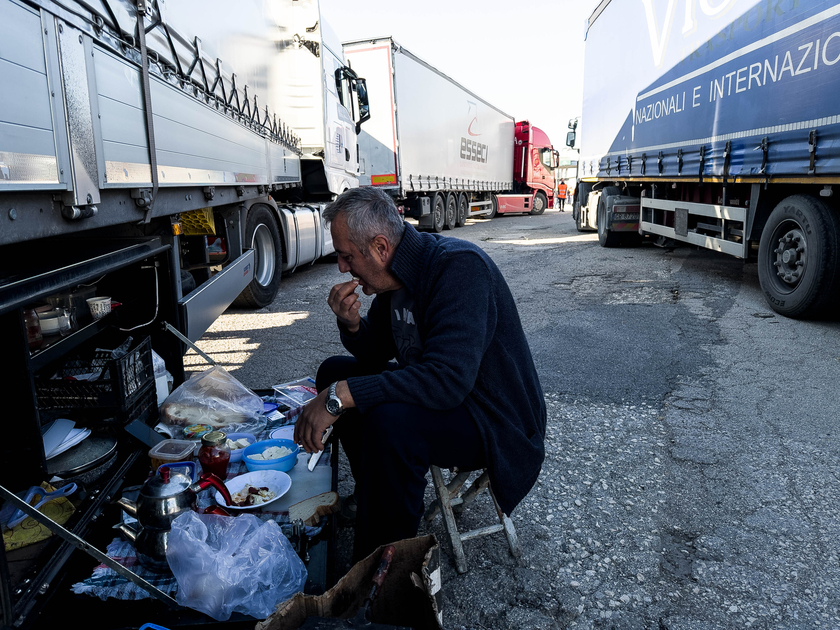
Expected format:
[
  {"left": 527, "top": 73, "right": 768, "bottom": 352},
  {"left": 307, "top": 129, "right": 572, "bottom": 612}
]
[{"left": 116, "top": 462, "right": 231, "bottom": 571}]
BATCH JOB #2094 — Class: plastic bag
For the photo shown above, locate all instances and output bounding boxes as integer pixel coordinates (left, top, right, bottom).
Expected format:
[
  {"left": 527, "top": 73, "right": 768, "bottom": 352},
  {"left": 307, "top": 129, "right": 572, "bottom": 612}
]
[
  {"left": 160, "top": 365, "right": 265, "bottom": 437},
  {"left": 167, "top": 511, "right": 307, "bottom": 621}
]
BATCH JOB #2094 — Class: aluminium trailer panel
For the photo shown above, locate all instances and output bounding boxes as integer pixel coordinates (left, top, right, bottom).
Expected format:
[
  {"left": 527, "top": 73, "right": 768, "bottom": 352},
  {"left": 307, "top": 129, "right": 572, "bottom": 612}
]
[
  {"left": 0, "top": 0, "right": 302, "bottom": 246},
  {"left": 580, "top": 0, "right": 840, "bottom": 182},
  {"left": 344, "top": 37, "right": 514, "bottom": 197}
]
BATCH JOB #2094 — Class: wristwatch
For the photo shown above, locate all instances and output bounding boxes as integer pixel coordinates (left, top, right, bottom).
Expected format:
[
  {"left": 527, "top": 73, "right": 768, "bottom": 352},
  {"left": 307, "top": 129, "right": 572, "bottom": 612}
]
[{"left": 325, "top": 382, "right": 345, "bottom": 416}]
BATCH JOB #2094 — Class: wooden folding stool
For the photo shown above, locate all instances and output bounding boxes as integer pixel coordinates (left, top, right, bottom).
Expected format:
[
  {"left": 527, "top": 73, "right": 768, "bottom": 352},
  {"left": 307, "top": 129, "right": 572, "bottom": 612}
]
[{"left": 424, "top": 465, "right": 521, "bottom": 573}]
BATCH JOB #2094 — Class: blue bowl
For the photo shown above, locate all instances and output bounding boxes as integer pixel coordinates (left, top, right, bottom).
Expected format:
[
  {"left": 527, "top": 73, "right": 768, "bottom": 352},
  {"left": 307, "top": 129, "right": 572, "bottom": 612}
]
[{"left": 242, "top": 438, "right": 299, "bottom": 473}]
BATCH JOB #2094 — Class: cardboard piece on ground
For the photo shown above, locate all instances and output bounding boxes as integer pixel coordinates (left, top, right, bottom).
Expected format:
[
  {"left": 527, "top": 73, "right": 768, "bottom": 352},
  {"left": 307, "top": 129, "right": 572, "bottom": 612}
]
[{"left": 259, "top": 535, "right": 443, "bottom": 630}]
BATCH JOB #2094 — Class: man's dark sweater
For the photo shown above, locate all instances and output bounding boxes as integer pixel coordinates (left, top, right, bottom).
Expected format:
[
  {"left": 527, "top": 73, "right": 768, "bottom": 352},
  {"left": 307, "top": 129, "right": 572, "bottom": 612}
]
[{"left": 341, "top": 223, "right": 546, "bottom": 515}]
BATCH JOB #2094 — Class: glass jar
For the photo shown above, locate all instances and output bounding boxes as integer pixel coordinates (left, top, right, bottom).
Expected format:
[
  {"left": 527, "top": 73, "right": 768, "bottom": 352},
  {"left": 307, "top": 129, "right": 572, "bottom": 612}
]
[
  {"left": 25, "top": 309, "right": 43, "bottom": 350},
  {"left": 198, "top": 431, "right": 230, "bottom": 479}
]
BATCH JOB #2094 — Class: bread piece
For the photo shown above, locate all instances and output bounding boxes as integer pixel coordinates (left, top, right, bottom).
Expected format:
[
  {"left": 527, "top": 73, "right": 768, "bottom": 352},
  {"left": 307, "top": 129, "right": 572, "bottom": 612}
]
[
  {"left": 288, "top": 491, "right": 339, "bottom": 526},
  {"left": 161, "top": 403, "right": 248, "bottom": 428}
]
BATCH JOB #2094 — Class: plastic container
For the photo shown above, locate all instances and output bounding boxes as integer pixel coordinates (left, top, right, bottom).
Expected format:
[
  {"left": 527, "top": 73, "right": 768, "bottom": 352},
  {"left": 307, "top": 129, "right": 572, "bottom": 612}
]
[
  {"left": 148, "top": 439, "right": 195, "bottom": 471},
  {"left": 242, "top": 439, "right": 299, "bottom": 473},
  {"left": 35, "top": 335, "right": 155, "bottom": 420}
]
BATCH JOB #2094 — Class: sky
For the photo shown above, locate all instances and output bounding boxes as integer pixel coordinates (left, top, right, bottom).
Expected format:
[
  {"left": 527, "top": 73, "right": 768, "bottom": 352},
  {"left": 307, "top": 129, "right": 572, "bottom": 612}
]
[{"left": 319, "top": 0, "right": 598, "bottom": 160}]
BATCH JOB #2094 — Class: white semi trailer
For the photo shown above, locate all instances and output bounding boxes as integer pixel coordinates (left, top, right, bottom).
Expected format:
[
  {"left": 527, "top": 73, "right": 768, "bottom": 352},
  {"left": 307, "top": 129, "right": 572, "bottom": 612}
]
[{"left": 345, "top": 37, "right": 554, "bottom": 232}]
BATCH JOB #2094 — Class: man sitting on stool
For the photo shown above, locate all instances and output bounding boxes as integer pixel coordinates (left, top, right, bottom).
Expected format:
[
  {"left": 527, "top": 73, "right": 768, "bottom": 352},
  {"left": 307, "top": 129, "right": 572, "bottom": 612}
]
[{"left": 295, "top": 187, "right": 546, "bottom": 562}]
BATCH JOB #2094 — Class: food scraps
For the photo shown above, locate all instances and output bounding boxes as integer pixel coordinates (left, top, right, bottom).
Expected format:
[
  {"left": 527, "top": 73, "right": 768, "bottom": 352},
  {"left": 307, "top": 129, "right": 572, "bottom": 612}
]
[{"left": 231, "top": 484, "right": 276, "bottom": 507}]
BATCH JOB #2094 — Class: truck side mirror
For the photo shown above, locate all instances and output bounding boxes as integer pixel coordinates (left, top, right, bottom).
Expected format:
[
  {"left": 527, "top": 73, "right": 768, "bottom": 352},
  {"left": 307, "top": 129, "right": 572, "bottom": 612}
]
[{"left": 566, "top": 131, "right": 576, "bottom": 149}]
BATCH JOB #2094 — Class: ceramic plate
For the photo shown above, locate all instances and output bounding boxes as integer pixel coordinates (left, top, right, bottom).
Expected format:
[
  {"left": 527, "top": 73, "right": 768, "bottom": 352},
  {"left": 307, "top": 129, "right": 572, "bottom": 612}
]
[
  {"left": 215, "top": 470, "right": 292, "bottom": 511},
  {"left": 269, "top": 426, "right": 295, "bottom": 442}
]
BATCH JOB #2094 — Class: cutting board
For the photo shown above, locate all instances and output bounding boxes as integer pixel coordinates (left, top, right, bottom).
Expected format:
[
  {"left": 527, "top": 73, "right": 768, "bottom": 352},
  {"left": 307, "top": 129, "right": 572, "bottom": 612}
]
[{"left": 273, "top": 453, "right": 332, "bottom": 513}]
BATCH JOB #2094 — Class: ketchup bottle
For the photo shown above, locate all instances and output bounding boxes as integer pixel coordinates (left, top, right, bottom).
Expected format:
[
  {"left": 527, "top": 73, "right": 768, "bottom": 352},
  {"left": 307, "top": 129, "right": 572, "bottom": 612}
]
[{"left": 198, "top": 431, "right": 230, "bottom": 479}]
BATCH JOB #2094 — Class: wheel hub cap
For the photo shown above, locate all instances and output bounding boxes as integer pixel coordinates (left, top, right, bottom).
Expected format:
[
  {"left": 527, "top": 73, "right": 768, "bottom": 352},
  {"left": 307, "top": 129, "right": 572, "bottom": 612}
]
[{"left": 773, "top": 229, "right": 806, "bottom": 286}]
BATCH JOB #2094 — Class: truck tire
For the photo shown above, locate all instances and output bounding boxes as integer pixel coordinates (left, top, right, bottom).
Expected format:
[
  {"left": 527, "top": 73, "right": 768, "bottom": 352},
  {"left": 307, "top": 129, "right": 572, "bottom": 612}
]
[
  {"left": 444, "top": 192, "right": 457, "bottom": 230},
  {"left": 456, "top": 193, "right": 468, "bottom": 227},
  {"left": 575, "top": 206, "right": 587, "bottom": 232},
  {"left": 233, "top": 205, "right": 282, "bottom": 308},
  {"left": 597, "top": 196, "right": 621, "bottom": 247},
  {"left": 757, "top": 195, "right": 840, "bottom": 318},
  {"left": 431, "top": 193, "right": 445, "bottom": 233},
  {"left": 487, "top": 194, "right": 498, "bottom": 219},
  {"left": 531, "top": 191, "right": 547, "bottom": 215}
]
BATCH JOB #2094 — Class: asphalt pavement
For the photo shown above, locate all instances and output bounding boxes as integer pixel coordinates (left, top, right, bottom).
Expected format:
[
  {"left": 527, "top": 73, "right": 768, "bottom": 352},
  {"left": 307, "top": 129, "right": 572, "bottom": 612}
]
[{"left": 190, "top": 208, "right": 840, "bottom": 630}]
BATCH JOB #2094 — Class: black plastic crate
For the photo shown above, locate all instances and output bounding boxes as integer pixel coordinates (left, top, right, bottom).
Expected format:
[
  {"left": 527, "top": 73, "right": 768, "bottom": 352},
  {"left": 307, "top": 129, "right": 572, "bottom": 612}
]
[{"left": 36, "top": 336, "right": 155, "bottom": 416}]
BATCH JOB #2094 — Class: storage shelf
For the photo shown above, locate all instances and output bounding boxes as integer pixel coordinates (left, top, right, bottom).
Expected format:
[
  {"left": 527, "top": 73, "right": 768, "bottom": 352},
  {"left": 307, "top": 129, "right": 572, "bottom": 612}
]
[
  {"left": 0, "top": 238, "right": 169, "bottom": 316},
  {"left": 29, "top": 313, "right": 114, "bottom": 373}
]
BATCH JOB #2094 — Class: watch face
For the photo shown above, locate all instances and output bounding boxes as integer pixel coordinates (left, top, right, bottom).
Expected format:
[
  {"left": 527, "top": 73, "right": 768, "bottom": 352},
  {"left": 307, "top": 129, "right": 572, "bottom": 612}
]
[{"left": 326, "top": 397, "right": 341, "bottom": 415}]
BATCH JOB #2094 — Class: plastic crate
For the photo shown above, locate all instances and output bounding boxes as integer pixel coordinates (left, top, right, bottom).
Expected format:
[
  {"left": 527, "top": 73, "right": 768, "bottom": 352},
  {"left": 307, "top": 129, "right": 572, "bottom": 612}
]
[
  {"left": 36, "top": 336, "right": 155, "bottom": 420},
  {"left": 180, "top": 207, "right": 216, "bottom": 235}
]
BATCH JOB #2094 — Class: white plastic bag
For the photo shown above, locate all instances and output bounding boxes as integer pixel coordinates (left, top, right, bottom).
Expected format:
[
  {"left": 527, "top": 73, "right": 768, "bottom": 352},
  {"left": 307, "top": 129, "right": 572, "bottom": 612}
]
[
  {"left": 167, "top": 511, "right": 307, "bottom": 621},
  {"left": 160, "top": 365, "right": 265, "bottom": 436}
]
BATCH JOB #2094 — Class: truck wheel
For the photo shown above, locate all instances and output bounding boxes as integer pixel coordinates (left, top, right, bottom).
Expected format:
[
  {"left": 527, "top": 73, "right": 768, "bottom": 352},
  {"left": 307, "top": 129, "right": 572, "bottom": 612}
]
[
  {"left": 444, "top": 192, "right": 457, "bottom": 230},
  {"left": 487, "top": 194, "right": 498, "bottom": 219},
  {"left": 531, "top": 191, "right": 547, "bottom": 215},
  {"left": 757, "top": 195, "right": 840, "bottom": 318},
  {"left": 597, "top": 196, "right": 621, "bottom": 247},
  {"left": 233, "top": 205, "right": 282, "bottom": 308},
  {"left": 456, "top": 193, "right": 468, "bottom": 227},
  {"left": 431, "top": 193, "right": 445, "bottom": 232}
]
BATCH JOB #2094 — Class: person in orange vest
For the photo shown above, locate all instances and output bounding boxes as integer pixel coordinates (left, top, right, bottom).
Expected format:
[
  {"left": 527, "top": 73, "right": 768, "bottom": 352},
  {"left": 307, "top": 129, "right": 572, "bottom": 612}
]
[{"left": 557, "top": 180, "right": 568, "bottom": 212}]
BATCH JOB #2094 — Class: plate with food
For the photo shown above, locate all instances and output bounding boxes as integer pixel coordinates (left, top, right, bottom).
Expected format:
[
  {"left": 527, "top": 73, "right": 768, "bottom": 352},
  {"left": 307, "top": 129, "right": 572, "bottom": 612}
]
[{"left": 216, "top": 470, "right": 292, "bottom": 510}]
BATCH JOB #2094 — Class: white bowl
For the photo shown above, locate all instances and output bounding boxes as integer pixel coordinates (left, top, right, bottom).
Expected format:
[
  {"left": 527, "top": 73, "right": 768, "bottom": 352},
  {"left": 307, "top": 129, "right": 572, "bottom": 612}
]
[
  {"left": 215, "top": 470, "right": 292, "bottom": 510},
  {"left": 225, "top": 432, "right": 256, "bottom": 463}
]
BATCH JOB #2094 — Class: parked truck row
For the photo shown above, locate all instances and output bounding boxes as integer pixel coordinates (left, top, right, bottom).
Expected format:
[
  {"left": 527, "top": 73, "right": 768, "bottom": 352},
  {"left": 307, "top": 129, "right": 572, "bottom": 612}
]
[
  {"left": 344, "top": 37, "right": 559, "bottom": 232},
  {"left": 572, "top": 0, "right": 840, "bottom": 319},
  {"left": 2, "top": 0, "right": 370, "bottom": 324}
]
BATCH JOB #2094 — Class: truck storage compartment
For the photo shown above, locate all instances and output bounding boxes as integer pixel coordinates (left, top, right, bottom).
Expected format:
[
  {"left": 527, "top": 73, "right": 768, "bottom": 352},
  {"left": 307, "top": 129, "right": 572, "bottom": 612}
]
[{"left": 35, "top": 332, "right": 156, "bottom": 426}]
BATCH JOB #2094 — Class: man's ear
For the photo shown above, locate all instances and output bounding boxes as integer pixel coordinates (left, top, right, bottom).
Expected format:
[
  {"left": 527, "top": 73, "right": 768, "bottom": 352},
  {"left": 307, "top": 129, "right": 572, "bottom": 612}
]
[{"left": 370, "top": 234, "right": 391, "bottom": 262}]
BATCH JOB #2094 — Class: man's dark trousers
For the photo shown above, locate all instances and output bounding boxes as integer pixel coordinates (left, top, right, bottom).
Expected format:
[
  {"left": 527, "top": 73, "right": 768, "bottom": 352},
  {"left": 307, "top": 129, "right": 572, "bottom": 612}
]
[{"left": 316, "top": 355, "right": 486, "bottom": 562}]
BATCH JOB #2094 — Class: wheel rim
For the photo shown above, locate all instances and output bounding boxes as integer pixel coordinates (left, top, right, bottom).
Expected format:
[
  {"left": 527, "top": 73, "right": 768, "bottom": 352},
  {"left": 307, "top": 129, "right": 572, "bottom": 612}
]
[
  {"left": 459, "top": 196, "right": 467, "bottom": 224},
  {"left": 434, "top": 196, "right": 444, "bottom": 229},
  {"left": 446, "top": 196, "right": 456, "bottom": 226},
  {"left": 252, "top": 223, "right": 276, "bottom": 287},
  {"left": 767, "top": 221, "right": 808, "bottom": 293},
  {"left": 534, "top": 194, "right": 545, "bottom": 212}
]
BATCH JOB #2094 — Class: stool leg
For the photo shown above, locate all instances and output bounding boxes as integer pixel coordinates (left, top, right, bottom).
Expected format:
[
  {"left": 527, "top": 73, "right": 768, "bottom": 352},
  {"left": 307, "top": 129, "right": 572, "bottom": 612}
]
[
  {"left": 430, "top": 465, "right": 468, "bottom": 573},
  {"left": 487, "top": 484, "right": 522, "bottom": 559},
  {"left": 424, "top": 470, "right": 471, "bottom": 522},
  {"left": 454, "top": 470, "right": 491, "bottom": 514}
]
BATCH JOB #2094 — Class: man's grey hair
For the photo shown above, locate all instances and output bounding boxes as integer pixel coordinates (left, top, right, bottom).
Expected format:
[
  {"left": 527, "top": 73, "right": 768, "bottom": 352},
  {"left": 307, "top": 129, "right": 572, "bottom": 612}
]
[{"left": 323, "top": 187, "right": 405, "bottom": 255}]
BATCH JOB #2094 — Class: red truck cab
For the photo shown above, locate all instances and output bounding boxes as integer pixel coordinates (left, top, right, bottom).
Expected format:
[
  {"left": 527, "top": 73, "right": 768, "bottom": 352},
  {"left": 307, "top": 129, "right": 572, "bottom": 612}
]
[{"left": 516, "top": 121, "right": 558, "bottom": 204}]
